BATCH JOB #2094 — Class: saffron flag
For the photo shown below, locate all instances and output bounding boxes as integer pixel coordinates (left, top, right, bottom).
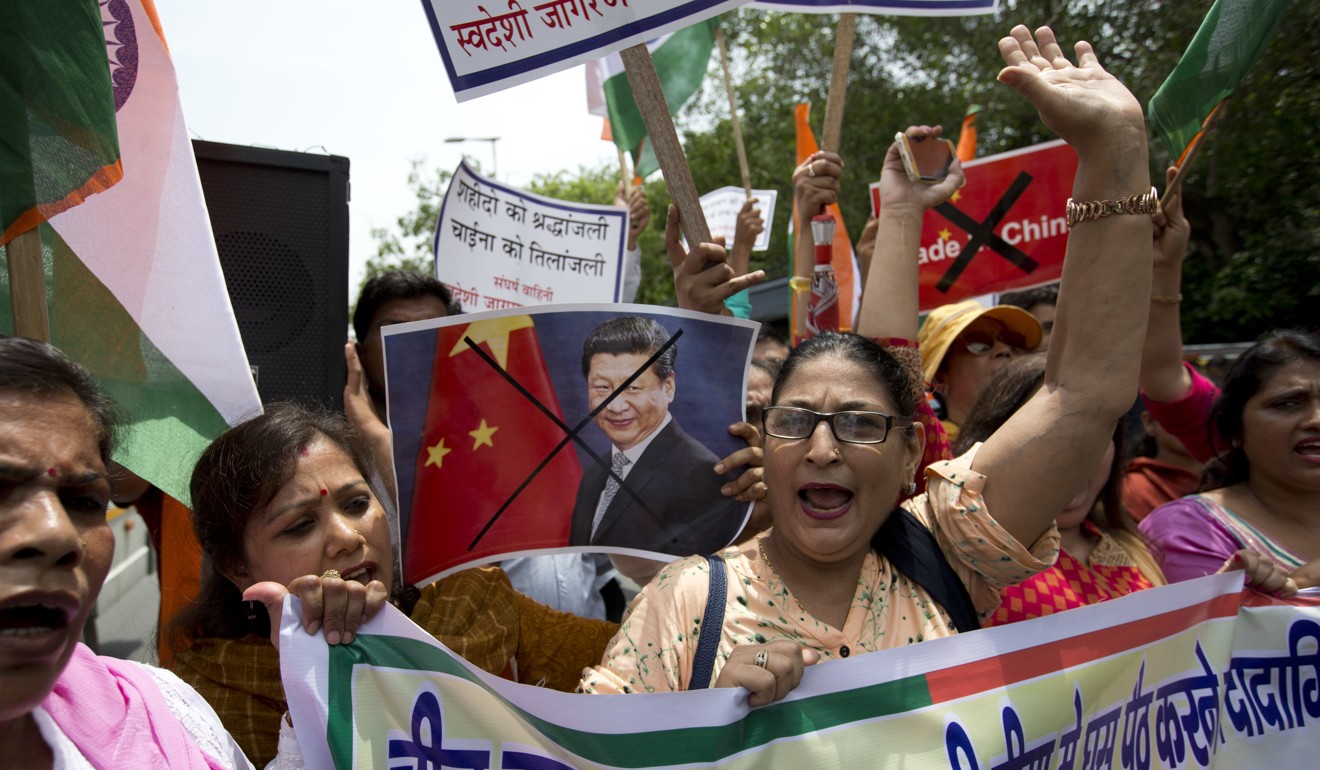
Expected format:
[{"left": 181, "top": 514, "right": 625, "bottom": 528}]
[
  {"left": 792, "top": 103, "right": 857, "bottom": 339},
  {"left": 0, "top": 1, "right": 122, "bottom": 244},
  {"left": 279, "top": 574, "right": 1320, "bottom": 768},
  {"left": 955, "top": 105, "right": 980, "bottom": 162},
  {"left": 0, "top": 0, "right": 261, "bottom": 504},
  {"left": 402, "top": 315, "right": 582, "bottom": 586},
  {"left": 585, "top": 19, "right": 719, "bottom": 178},
  {"left": 1148, "top": 0, "right": 1293, "bottom": 163}
]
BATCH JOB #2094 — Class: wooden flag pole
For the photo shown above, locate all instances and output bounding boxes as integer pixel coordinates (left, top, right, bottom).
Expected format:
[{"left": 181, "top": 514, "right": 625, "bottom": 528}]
[
  {"left": 617, "top": 146, "right": 632, "bottom": 195},
  {"left": 6, "top": 227, "right": 51, "bottom": 342},
  {"left": 716, "top": 27, "right": 753, "bottom": 198},
  {"left": 1167, "top": 100, "right": 1228, "bottom": 199},
  {"left": 619, "top": 43, "right": 712, "bottom": 246},
  {"left": 821, "top": 13, "right": 857, "bottom": 154}
]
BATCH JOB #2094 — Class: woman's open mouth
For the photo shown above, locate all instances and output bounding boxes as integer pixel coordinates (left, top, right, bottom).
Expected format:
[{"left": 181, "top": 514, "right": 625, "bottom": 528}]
[
  {"left": 339, "top": 562, "right": 376, "bottom": 585},
  {"left": 0, "top": 594, "right": 76, "bottom": 658},
  {"left": 798, "top": 483, "right": 854, "bottom": 520}
]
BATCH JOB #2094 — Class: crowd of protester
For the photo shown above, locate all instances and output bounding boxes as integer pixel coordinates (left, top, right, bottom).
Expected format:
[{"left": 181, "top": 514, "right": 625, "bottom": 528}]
[{"left": 3, "top": 23, "right": 1317, "bottom": 769}]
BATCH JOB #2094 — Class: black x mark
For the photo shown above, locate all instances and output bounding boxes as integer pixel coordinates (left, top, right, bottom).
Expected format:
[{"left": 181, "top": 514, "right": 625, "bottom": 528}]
[
  {"left": 932, "top": 171, "right": 1039, "bottom": 293},
  {"left": 463, "top": 329, "right": 682, "bottom": 550}
]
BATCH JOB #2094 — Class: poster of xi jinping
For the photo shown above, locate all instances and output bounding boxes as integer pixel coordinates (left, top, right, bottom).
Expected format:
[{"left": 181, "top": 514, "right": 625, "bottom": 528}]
[{"left": 382, "top": 305, "right": 758, "bottom": 585}]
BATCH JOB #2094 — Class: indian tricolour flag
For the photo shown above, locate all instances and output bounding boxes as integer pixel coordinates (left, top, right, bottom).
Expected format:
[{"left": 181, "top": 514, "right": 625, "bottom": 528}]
[
  {"left": 585, "top": 18, "right": 719, "bottom": 177},
  {"left": 0, "top": 0, "right": 261, "bottom": 505}
]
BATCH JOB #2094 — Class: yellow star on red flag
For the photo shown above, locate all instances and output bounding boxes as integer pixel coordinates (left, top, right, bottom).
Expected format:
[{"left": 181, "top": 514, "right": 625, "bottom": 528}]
[
  {"left": 449, "top": 315, "right": 534, "bottom": 369},
  {"left": 950, "top": 190, "right": 962, "bottom": 204},
  {"left": 424, "top": 438, "right": 451, "bottom": 468},
  {"left": 938, "top": 228, "right": 953, "bottom": 241},
  {"left": 469, "top": 419, "right": 498, "bottom": 450}
]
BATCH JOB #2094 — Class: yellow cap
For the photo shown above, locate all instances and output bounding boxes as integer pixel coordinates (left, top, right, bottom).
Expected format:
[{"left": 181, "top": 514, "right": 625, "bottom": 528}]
[{"left": 917, "top": 299, "right": 1043, "bottom": 384}]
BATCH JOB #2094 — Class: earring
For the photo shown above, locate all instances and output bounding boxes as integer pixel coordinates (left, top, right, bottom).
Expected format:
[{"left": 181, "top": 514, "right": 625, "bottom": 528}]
[
  {"left": 246, "top": 600, "right": 259, "bottom": 623},
  {"left": 903, "top": 481, "right": 917, "bottom": 496}
]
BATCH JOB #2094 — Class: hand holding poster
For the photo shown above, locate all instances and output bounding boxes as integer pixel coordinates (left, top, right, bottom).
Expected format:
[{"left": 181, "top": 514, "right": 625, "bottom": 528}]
[
  {"left": 280, "top": 574, "right": 1320, "bottom": 768},
  {"left": 382, "top": 305, "right": 755, "bottom": 585},
  {"left": 422, "top": 0, "right": 752, "bottom": 101},
  {"left": 435, "top": 162, "right": 629, "bottom": 307},
  {"left": 695, "top": 186, "right": 777, "bottom": 252},
  {"left": 869, "top": 140, "right": 1078, "bottom": 311}
]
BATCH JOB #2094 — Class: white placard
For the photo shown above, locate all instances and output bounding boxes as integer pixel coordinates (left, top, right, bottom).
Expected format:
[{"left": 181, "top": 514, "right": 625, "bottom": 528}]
[
  {"left": 423, "top": 0, "right": 752, "bottom": 101},
  {"left": 434, "top": 162, "right": 628, "bottom": 308},
  {"left": 697, "top": 186, "right": 777, "bottom": 252}
]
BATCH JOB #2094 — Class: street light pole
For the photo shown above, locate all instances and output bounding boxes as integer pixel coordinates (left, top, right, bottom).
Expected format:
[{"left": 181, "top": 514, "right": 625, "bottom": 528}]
[{"left": 444, "top": 136, "right": 500, "bottom": 178}]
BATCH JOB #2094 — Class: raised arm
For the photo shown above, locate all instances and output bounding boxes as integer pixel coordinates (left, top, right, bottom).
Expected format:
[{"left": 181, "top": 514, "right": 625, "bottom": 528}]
[
  {"left": 855, "top": 126, "right": 964, "bottom": 341},
  {"left": 973, "top": 26, "right": 1153, "bottom": 546},
  {"left": 1139, "top": 165, "right": 1193, "bottom": 403}
]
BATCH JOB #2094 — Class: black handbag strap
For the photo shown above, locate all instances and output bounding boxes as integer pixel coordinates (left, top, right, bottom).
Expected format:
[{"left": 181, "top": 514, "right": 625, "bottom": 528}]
[
  {"left": 689, "top": 555, "right": 728, "bottom": 689},
  {"left": 874, "top": 508, "right": 981, "bottom": 634}
]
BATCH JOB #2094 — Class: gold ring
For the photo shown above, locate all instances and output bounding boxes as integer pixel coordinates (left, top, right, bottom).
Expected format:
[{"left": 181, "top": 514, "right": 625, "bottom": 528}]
[
  {"left": 321, "top": 569, "right": 341, "bottom": 580},
  {"left": 807, "top": 162, "right": 816, "bottom": 178},
  {"left": 754, "top": 650, "right": 768, "bottom": 669}
]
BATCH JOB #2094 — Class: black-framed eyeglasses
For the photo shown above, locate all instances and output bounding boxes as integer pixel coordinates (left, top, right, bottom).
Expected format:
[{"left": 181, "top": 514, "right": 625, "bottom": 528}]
[{"left": 761, "top": 406, "right": 913, "bottom": 445}]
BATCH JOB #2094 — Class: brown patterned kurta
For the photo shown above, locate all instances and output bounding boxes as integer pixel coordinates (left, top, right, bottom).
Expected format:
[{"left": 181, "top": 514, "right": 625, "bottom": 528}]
[{"left": 173, "top": 566, "right": 617, "bottom": 767}]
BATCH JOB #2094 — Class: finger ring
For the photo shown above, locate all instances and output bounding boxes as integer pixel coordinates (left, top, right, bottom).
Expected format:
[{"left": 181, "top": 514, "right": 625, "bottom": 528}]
[
  {"left": 321, "top": 569, "right": 341, "bottom": 580},
  {"left": 754, "top": 650, "right": 768, "bottom": 669},
  {"left": 807, "top": 162, "right": 816, "bottom": 178}
]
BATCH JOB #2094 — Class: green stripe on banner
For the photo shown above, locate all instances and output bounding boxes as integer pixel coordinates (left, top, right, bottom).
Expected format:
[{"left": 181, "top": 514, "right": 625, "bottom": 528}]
[
  {"left": 0, "top": 226, "right": 230, "bottom": 504},
  {"left": 328, "top": 635, "right": 934, "bottom": 768}
]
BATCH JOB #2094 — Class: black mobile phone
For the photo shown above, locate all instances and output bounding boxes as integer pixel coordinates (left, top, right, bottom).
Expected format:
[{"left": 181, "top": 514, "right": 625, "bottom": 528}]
[{"left": 896, "top": 132, "right": 955, "bottom": 184}]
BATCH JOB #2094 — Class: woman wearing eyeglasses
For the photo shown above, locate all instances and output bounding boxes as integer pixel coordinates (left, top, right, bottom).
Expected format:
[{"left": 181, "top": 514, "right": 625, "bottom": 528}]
[{"left": 580, "top": 24, "right": 1157, "bottom": 705}]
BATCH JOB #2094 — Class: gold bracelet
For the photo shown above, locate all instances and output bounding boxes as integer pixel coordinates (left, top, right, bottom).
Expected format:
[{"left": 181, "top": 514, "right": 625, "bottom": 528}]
[
  {"left": 1151, "top": 294, "right": 1183, "bottom": 303},
  {"left": 1065, "top": 186, "right": 1159, "bottom": 227},
  {"left": 788, "top": 276, "right": 811, "bottom": 292}
]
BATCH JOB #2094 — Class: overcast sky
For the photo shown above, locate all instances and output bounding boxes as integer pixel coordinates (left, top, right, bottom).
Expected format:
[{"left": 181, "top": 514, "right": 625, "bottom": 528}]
[{"left": 155, "top": 0, "right": 620, "bottom": 292}]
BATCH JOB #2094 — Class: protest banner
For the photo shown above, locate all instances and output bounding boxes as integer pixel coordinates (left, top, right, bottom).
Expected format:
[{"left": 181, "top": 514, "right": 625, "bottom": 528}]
[
  {"left": 435, "top": 162, "right": 629, "bottom": 307},
  {"left": 422, "top": 0, "right": 751, "bottom": 102},
  {"left": 381, "top": 305, "right": 756, "bottom": 585},
  {"left": 870, "top": 139, "right": 1078, "bottom": 312},
  {"left": 280, "top": 573, "right": 1320, "bottom": 768},
  {"left": 692, "top": 187, "right": 778, "bottom": 252},
  {"left": 749, "top": 0, "right": 998, "bottom": 14}
]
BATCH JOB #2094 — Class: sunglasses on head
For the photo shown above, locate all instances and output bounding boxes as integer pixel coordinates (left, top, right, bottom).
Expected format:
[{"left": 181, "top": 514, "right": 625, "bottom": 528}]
[{"left": 959, "top": 326, "right": 1027, "bottom": 355}]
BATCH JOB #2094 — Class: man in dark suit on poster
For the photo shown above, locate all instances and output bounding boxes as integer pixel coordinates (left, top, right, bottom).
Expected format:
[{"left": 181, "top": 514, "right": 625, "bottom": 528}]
[{"left": 569, "top": 316, "right": 744, "bottom": 555}]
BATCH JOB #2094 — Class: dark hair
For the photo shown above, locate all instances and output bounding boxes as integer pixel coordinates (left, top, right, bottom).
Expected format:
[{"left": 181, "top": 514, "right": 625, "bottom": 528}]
[
  {"left": 756, "top": 325, "right": 789, "bottom": 350},
  {"left": 1202, "top": 328, "right": 1320, "bottom": 490},
  {"left": 954, "top": 354, "right": 1140, "bottom": 551},
  {"left": 0, "top": 335, "right": 121, "bottom": 465},
  {"left": 580, "top": 316, "right": 677, "bottom": 381},
  {"left": 772, "top": 333, "right": 916, "bottom": 422},
  {"left": 750, "top": 357, "right": 782, "bottom": 382},
  {"left": 352, "top": 270, "right": 460, "bottom": 342},
  {"left": 998, "top": 283, "right": 1059, "bottom": 311},
  {"left": 167, "top": 403, "right": 381, "bottom": 647}
]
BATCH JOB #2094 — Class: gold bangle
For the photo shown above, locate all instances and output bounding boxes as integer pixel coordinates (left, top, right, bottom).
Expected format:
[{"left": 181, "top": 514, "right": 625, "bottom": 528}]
[
  {"left": 1151, "top": 294, "right": 1183, "bottom": 303},
  {"left": 788, "top": 276, "right": 811, "bottom": 292},
  {"left": 1065, "top": 186, "right": 1159, "bottom": 227}
]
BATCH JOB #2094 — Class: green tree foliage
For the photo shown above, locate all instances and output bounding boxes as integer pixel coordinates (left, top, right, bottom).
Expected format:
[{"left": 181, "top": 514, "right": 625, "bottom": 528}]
[
  {"left": 370, "top": 2, "right": 1317, "bottom": 338},
  {"left": 679, "top": 1, "right": 1318, "bottom": 341}
]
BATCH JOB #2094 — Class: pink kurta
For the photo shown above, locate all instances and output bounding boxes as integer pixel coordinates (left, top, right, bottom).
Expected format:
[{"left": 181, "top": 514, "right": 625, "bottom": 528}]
[{"left": 578, "top": 450, "right": 1059, "bottom": 694}]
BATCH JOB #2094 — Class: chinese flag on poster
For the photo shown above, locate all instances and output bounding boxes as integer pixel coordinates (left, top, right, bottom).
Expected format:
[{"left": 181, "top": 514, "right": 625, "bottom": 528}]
[{"left": 404, "top": 316, "right": 581, "bottom": 585}]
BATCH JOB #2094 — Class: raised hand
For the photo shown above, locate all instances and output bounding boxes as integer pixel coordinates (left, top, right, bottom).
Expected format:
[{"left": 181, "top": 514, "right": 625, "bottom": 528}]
[
  {"left": 996, "top": 25, "right": 1145, "bottom": 156},
  {"left": 793, "top": 151, "right": 843, "bottom": 218},
  {"left": 1152, "top": 165, "right": 1190, "bottom": 271},
  {"left": 730, "top": 197, "right": 765, "bottom": 277},
  {"left": 878, "top": 125, "right": 965, "bottom": 215},
  {"left": 665, "top": 205, "right": 765, "bottom": 316}
]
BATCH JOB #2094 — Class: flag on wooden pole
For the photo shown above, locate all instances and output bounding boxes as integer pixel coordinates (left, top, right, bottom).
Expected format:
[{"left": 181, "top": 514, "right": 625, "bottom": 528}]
[
  {"left": 1148, "top": 0, "right": 1293, "bottom": 163},
  {"left": 0, "top": 0, "right": 261, "bottom": 504},
  {"left": 586, "top": 19, "right": 719, "bottom": 177}
]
